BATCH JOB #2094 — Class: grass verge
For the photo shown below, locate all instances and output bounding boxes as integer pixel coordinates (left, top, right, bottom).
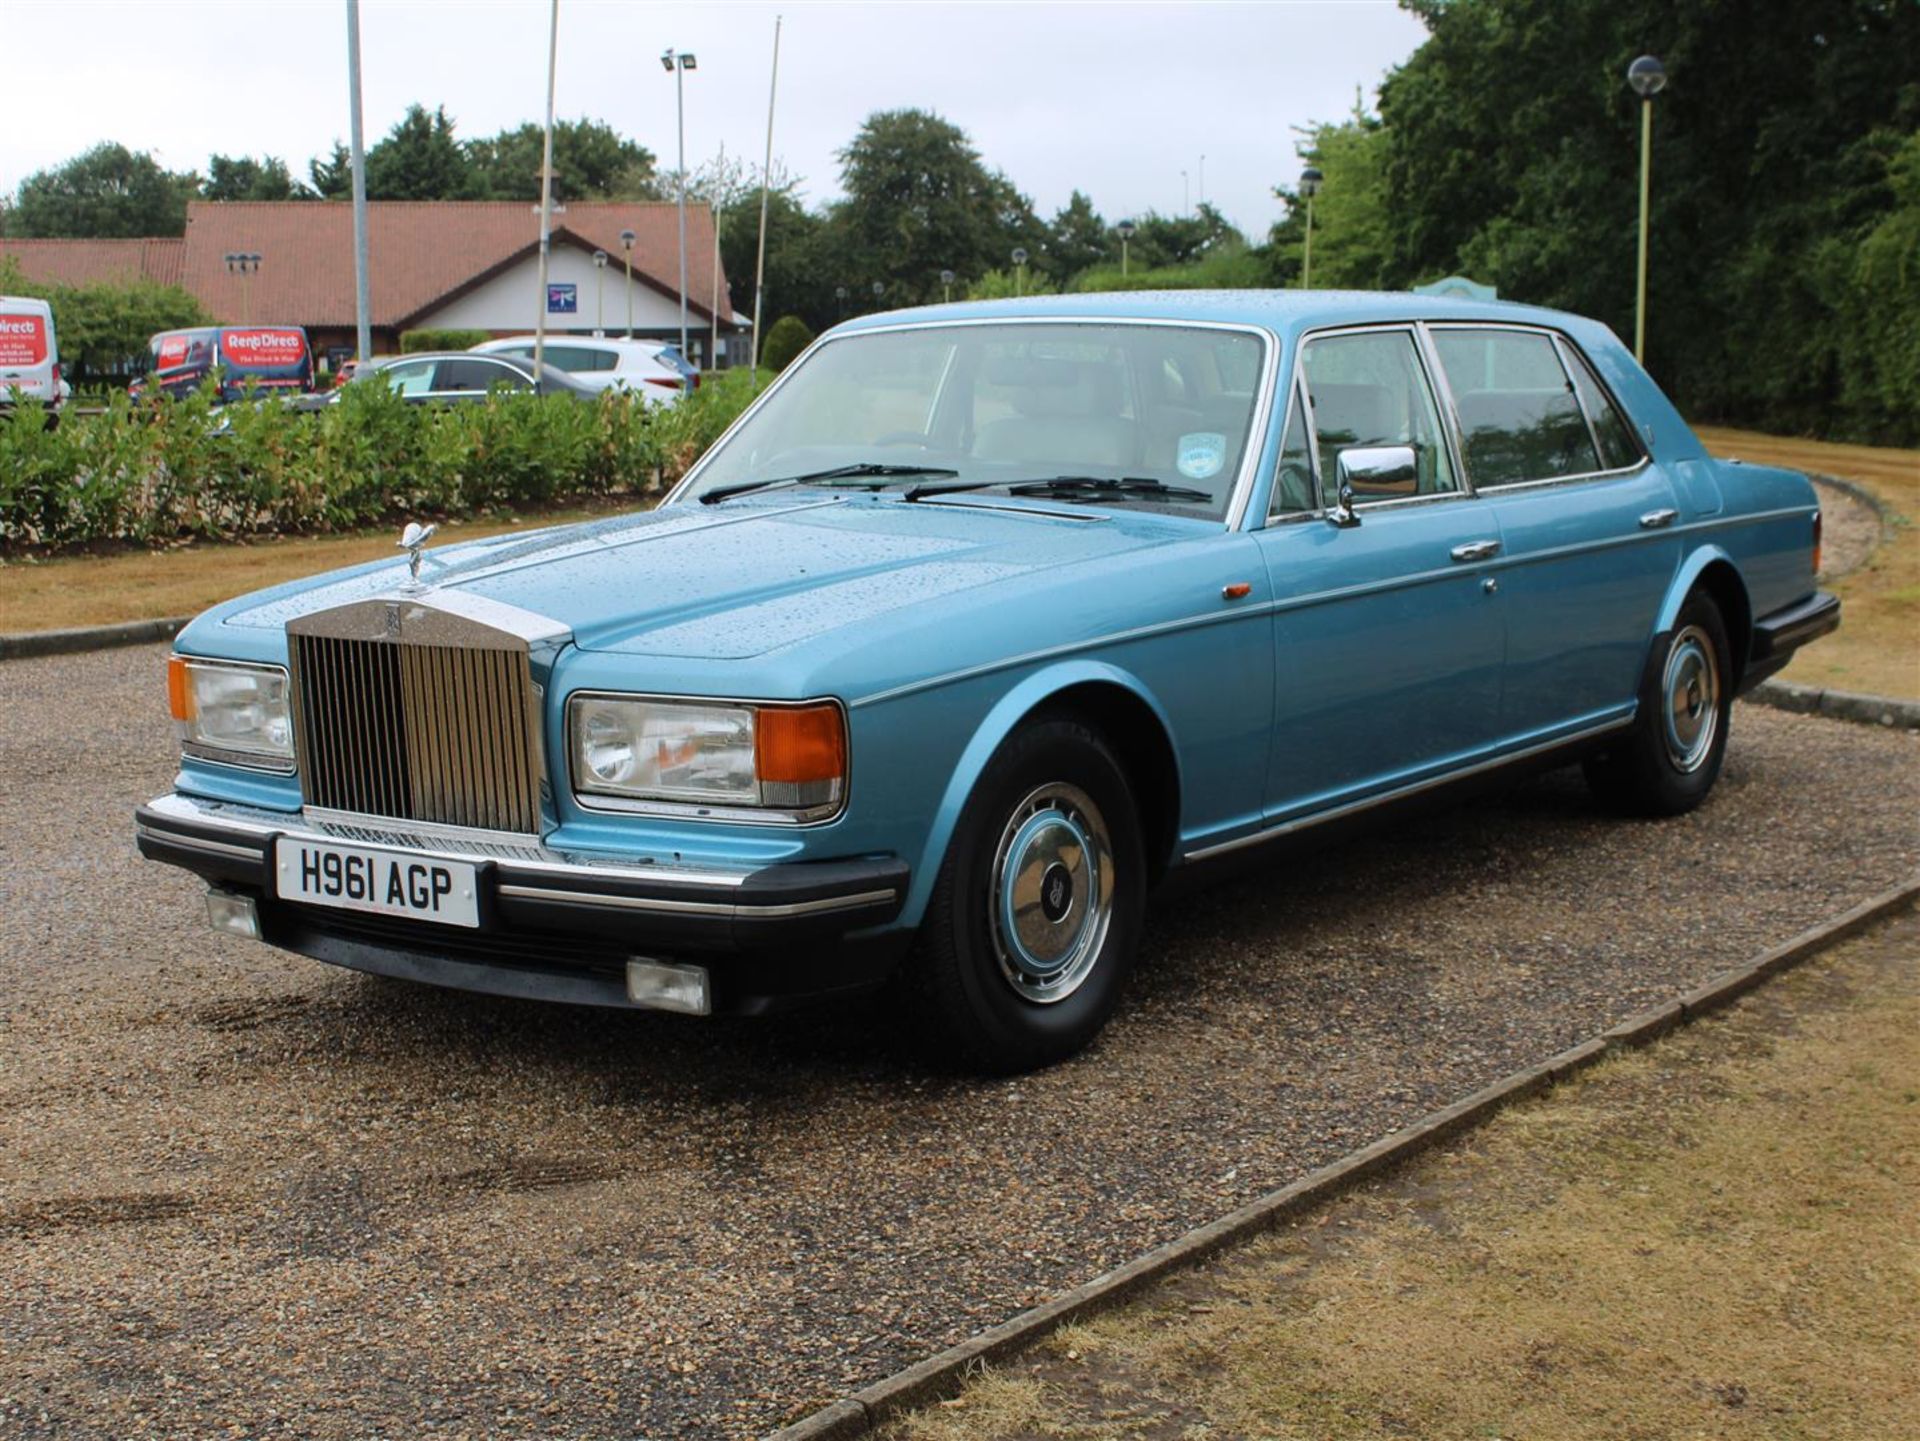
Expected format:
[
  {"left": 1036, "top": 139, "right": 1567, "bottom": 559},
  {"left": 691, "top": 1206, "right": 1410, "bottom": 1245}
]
[
  {"left": 1697, "top": 425, "right": 1918, "bottom": 700},
  {"left": 887, "top": 909, "right": 1920, "bottom": 1441},
  {"left": 0, "top": 498, "right": 646, "bottom": 633}
]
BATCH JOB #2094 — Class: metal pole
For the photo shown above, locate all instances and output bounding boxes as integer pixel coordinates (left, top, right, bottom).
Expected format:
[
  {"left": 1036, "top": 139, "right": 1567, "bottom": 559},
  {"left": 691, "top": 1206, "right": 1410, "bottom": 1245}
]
[
  {"left": 1635, "top": 98, "right": 1653, "bottom": 364},
  {"left": 345, "top": 0, "right": 372, "bottom": 362},
  {"left": 710, "top": 213, "right": 720, "bottom": 369},
  {"left": 532, "top": 0, "right": 560, "bottom": 383},
  {"left": 624, "top": 250, "right": 633, "bottom": 338},
  {"left": 1121, "top": 238, "right": 1129, "bottom": 276},
  {"left": 1302, "top": 195, "right": 1313, "bottom": 288},
  {"left": 751, "top": 15, "right": 782, "bottom": 385},
  {"left": 675, "top": 60, "right": 689, "bottom": 366}
]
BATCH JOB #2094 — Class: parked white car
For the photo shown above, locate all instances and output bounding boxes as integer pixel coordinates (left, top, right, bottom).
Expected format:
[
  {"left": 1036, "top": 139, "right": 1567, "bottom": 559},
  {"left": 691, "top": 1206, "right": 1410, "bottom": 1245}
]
[
  {"left": 469, "top": 336, "right": 694, "bottom": 405},
  {"left": 0, "top": 295, "right": 66, "bottom": 412}
]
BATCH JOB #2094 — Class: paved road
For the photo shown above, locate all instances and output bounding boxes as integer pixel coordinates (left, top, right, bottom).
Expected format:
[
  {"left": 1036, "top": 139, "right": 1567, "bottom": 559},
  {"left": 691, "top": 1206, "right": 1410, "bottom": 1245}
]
[{"left": 2, "top": 643, "right": 1916, "bottom": 1439}]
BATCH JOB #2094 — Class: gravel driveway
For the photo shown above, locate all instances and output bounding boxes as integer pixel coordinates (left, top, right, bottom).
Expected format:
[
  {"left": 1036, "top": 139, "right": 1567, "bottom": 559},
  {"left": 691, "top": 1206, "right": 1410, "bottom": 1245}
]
[{"left": 2, "top": 644, "right": 1915, "bottom": 1440}]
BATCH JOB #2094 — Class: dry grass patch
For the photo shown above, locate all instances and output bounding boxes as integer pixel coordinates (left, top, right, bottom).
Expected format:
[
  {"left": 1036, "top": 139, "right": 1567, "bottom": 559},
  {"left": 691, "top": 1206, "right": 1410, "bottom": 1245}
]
[
  {"left": 0, "top": 499, "right": 642, "bottom": 633},
  {"left": 886, "top": 914, "right": 1920, "bottom": 1441},
  {"left": 1698, "top": 425, "right": 1919, "bottom": 700}
]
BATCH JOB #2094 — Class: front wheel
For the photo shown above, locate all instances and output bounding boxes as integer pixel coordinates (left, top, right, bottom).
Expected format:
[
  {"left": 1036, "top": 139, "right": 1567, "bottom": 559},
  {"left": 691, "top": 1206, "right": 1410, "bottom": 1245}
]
[
  {"left": 905, "top": 716, "right": 1146, "bottom": 1073},
  {"left": 1584, "top": 590, "right": 1733, "bottom": 816}
]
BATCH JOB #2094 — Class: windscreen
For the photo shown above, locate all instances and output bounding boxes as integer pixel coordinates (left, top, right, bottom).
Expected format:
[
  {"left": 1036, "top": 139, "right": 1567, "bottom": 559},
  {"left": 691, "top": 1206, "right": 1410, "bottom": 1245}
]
[{"left": 681, "top": 321, "right": 1267, "bottom": 520}]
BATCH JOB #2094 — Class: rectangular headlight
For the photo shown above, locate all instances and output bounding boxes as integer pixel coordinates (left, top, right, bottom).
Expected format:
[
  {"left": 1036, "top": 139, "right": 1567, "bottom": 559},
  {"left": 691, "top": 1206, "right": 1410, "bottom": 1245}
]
[
  {"left": 568, "top": 694, "right": 846, "bottom": 822},
  {"left": 168, "top": 655, "right": 294, "bottom": 771}
]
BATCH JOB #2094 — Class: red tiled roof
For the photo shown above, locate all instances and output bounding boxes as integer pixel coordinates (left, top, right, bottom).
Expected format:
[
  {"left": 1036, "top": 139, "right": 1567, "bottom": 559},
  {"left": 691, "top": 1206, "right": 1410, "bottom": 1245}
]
[
  {"left": 181, "top": 200, "right": 732, "bottom": 327},
  {"left": 2, "top": 201, "right": 731, "bottom": 328},
  {"left": 0, "top": 237, "right": 187, "bottom": 289}
]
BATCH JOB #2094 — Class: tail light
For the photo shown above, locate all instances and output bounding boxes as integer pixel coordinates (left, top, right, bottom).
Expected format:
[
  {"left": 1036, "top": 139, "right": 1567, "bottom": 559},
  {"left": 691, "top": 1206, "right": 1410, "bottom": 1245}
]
[
  {"left": 1812, "top": 510, "right": 1822, "bottom": 576},
  {"left": 689, "top": 371, "right": 701, "bottom": 391},
  {"left": 51, "top": 362, "right": 63, "bottom": 392},
  {"left": 644, "top": 375, "right": 683, "bottom": 391}
]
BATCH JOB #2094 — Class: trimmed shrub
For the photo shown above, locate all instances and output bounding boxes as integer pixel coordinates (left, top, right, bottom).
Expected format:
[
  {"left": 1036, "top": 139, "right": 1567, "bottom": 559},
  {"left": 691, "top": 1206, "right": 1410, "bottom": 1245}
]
[
  {"left": 760, "top": 315, "right": 814, "bottom": 373},
  {"left": 399, "top": 328, "right": 493, "bottom": 354}
]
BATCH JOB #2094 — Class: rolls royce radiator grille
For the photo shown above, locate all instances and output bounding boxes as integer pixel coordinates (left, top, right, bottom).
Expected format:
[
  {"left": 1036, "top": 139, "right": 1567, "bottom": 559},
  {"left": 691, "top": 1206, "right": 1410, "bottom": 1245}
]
[{"left": 288, "top": 632, "right": 544, "bottom": 834}]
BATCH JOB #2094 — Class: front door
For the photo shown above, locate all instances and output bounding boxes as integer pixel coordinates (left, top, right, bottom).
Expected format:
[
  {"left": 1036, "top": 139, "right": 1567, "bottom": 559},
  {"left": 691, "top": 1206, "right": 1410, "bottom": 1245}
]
[{"left": 1252, "top": 327, "right": 1506, "bottom": 826}]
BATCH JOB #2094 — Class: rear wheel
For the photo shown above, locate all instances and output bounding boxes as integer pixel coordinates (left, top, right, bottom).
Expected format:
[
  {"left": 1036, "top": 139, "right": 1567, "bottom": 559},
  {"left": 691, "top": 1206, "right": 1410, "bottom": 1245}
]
[
  {"left": 1584, "top": 590, "right": 1733, "bottom": 816},
  {"left": 905, "top": 716, "right": 1145, "bottom": 1073}
]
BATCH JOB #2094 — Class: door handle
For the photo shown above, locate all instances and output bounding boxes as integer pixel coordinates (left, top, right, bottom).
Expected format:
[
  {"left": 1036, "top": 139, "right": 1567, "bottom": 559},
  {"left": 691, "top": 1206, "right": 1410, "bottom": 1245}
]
[
  {"left": 1639, "top": 508, "right": 1679, "bottom": 530},
  {"left": 1450, "top": 539, "right": 1501, "bottom": 563}
]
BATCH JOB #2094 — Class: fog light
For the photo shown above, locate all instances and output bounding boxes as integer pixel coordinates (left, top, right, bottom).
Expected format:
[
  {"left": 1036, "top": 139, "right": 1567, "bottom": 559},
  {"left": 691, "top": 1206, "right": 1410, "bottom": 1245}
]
[
  {"left": 206, "top": 890, "right": 261, "bottom": 940},
  {"left": 626, "top": 958, "right": 711, "bottom": 1016}
]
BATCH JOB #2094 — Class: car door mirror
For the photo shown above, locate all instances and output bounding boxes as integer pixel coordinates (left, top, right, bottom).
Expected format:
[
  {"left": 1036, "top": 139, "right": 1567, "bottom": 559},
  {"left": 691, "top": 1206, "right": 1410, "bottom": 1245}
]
[{"left": 1328, "top": 445, "right": 1418, "bottom": 526}]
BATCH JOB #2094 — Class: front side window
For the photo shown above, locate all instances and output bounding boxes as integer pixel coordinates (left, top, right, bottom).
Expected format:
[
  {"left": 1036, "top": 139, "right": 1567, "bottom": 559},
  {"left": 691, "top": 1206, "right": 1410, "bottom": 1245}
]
[
  {"left": 1431, "top": 329, "right": 1601, "bottom": 486},
  {"left": 1268, "top": 388, "right": 1316, "bottom": 518},
  {"left": 437, "top": 358, "right": 530, "bottom": 393},
  {"left": 381, "top": 360, "right": 436, "bottom": 396},
  {"left": 680, "top": 322, "right": 1267, "bottom": 520},
  {"left": 1302, "top": 330, "right": 1457, "bottom": 502}
]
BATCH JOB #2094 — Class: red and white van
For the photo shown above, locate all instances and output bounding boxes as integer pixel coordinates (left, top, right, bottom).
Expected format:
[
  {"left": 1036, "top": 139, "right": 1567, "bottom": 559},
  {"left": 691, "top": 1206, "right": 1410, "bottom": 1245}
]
[
  {"left": 0, "top": 296, "right": 65, "bottom": 411},
  {"left": 130, "top": 325, "right": 314, "bottom": 402}
]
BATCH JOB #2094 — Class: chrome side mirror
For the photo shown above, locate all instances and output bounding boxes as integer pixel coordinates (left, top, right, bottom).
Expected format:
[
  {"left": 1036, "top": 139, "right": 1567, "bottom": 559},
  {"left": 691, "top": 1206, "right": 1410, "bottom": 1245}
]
[{"left": 1327, "top": 445, "right": 1417, "bottom": 528}]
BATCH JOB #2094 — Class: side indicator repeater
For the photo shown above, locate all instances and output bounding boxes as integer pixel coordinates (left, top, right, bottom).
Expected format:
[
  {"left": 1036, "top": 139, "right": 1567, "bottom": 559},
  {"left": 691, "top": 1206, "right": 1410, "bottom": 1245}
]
[{"left": 1221, "top": 582, "right": 1253, "bottom": 601}]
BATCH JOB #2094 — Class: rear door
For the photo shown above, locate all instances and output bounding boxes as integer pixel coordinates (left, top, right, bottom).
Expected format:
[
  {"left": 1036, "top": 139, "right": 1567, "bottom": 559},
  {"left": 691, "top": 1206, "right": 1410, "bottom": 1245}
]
[
  {"left": 1427, "top": 325, "right": 1679, "bottom": 740},
  {"left": 0, "top": 300, "right": 56, "bottom": 402},
  {"left": 1251, "top": 326, "right": 1507, "bottom": 822}
]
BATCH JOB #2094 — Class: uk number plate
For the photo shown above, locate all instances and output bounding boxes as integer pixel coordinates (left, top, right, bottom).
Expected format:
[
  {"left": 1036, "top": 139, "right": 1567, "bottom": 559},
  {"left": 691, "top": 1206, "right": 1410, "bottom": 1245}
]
[{"left": 275, "top": 838, "right": 481, "bottom": 929}]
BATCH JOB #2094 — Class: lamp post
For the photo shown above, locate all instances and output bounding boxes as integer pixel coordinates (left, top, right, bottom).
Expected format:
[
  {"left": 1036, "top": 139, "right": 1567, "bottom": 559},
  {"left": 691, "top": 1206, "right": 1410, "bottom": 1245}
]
[
  {"left": 940, "top": 268, "right": 955, "bottom": 303},
  {"left": 223, "top": 251, "right": 261, "bottom": 322},
  {"left": 1116, "top": 219, "right": 1135, "bottom": 277},
  {"left": 1298, "top": 166, "right": 1323, "bottom": 289},
  {"left": 1627, "top": 54, "right": 1667, "bottom": 365},
  {"left": 660, "top": 48, "right": 697, "bottom": 365},
  {"left": 592, "top": 249, "right": 608, "bottom": 335},
  {"left": 835, "top": 284, "right": 848, "bottom": 320},
  {"left": 871, "top": 280, "right": 886, "bottom": 312},
  {"left": 619, "top": 228, "right": 636, "bottom": 338},
  {"left": 1011, "top": 246, "right": 1029, "bottom": 297}
]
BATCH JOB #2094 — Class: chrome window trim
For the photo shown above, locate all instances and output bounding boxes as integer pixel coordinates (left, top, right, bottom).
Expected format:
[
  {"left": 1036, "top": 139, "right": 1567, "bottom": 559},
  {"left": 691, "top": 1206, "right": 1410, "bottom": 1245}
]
[
  {"left": 1419, "top": 319, "right": 1652, "bottom": 492},
  {"left": 661, "top": 315, "right": 1282, "bottom": 531},
  {"left": 1278, "top": 320, "right": 1479, "bottom": 522},
  {"left": 175, "top": 655, "right": 298, "bottom": 775},
  {"left": 1550, "top": 332, "right": 1610, "bottom": 465},
  {"left": 565, "top": 689, "right": 851, "bottom": 827}
]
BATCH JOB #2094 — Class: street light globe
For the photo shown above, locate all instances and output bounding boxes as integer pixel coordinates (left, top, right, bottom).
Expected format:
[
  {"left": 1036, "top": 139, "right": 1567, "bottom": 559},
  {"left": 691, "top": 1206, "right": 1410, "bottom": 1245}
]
[
  {"left": 1300, "top": 166, "right": 1324, "bottom": 198},
  {"left": 1116, "top": 220, "right": 1136, "bottom": 241},
  {"left": 871, "top": 281, "right": 885, "bottom": 298},
  {"left": 1627, "top": 55, "right": 1667, "bottom": 98},
  {"left": 619, "top": 229, "right": 636, "bottom": 250},
  {"left": 593, "top": 249, "right": 608, "bottom": 268},
  {"left": 1011, "top": 247, "right": 1029, "bottom": 266},
  {"left": 940, "top": 269, "right": 955, "bottom": 285}
]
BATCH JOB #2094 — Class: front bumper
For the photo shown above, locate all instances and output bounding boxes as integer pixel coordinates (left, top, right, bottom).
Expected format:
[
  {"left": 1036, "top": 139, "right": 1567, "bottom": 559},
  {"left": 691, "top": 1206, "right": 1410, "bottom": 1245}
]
[{"left": 135, "top": 793, "right": 912, "bottom": 1014}]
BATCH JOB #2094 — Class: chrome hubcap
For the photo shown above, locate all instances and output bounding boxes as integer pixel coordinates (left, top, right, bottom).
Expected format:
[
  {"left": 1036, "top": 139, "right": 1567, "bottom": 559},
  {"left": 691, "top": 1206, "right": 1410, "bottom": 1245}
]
[
  {"left": 988, "top": 782, "right": 1114, "bottom": 1004},
  {"left": 1661, "top": 624, "right": 1721, "bottom": 773}
]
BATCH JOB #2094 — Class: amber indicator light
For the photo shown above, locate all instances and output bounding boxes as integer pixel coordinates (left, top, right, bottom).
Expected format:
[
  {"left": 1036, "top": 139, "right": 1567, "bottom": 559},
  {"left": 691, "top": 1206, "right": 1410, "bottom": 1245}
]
[
  {"left": 1222, "top": 581, "right": 1253, "bottom": 600},
  {"left": 755, "top": 704, "right": 846, "bottom": 784},
  {"left": 1812, "top": 511, "right": 1822, "bottom": 576},
  {"left": 166, "top": 655, "right": 195, "bottom": 722}
]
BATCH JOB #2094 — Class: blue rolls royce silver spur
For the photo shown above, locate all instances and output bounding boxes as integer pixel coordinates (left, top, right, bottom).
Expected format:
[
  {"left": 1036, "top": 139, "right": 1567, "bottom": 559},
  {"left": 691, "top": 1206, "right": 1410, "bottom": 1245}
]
[{"left": 136, "top": 291, "right": 1839, "bottom": 1071}]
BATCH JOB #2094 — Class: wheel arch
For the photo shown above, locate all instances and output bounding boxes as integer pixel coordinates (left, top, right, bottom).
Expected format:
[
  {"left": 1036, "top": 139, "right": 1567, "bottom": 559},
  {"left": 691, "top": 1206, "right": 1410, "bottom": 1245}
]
[
  {"left": 1656, "top": 546, "right": 1752, "bottom": 686},
  {"left": 902, "top": 662, "right": 1184, "bottom": 926}
]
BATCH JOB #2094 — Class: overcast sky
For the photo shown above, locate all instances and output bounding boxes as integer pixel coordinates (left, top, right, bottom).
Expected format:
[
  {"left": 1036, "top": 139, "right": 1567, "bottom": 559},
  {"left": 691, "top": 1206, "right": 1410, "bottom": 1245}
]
[{"left": 5, "top": 0, "right": 1428, "bottom": 237}]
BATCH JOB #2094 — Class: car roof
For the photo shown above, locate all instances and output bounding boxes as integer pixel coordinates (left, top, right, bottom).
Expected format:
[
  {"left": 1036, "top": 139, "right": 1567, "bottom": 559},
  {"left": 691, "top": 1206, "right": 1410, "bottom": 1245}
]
[
  {"left": 831, "top": 289, "right": 1607, "bottom": 344},
  {"left": 476, "top": 335, "right": 667, "bottom": 356}
]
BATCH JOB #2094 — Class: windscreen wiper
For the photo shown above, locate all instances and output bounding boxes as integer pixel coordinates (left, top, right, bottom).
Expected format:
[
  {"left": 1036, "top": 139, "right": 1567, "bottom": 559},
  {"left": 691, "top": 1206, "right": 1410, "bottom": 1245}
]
[
  {"left": 1005, "top": 475, "right": 1215, "bottom": 503},
  {"left": 698, "top": 463, "right": 959, "bottom": 505}
]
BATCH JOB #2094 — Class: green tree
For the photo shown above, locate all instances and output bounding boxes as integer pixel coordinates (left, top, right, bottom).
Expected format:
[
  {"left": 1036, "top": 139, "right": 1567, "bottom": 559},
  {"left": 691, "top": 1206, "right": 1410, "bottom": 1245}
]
[
  {"left": 759, "top": 314, "right": 814, "bottom": 372},
  {"left": 308, "top": 142, "right": 354, "bottom": 200},
  {"left": 365, "top": 104, "right": 473, "bottom": 200},
  {"left": 0, "top": 256, "right": 210, "bottom": 389},
  {"left": 204, "top": 154, "right": 304, "bottom": 202},
  {"left": 831, "top": 109, "right": 1043, "bottom": 304},
  {"left": 1379, "top": 0, "right": 1920, "bottom": 439},
  {"left": 7, "top": 142, "right": 198, "bottom": 238},
  {"left": 718, "top": 187, "right": 828, "bottom": 332},
  {"left": 467, "top": 118, "right": 659, "bottom": 201},
  {"left": 1266, "top": 97, "right": 1395, "bottom": 289},
  {"left": 1119, "top": 205, "right": 1243, "bottom": 270},
  {"left": 1046, "top": 190, "right": 1111, "bottom": 280}
]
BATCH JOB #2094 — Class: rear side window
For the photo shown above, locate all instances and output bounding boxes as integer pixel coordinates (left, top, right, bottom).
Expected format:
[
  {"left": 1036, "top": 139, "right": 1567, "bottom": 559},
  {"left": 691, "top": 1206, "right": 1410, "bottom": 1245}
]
[
  {"left": 1560, "top": 343, "right": 1642, "bottom": 470},
  {"left": 1431, "top": 329, "right": 1600, "bottom": 486},
  {"left": 437, "top": 358, "right": 529, "bottom": 392}
]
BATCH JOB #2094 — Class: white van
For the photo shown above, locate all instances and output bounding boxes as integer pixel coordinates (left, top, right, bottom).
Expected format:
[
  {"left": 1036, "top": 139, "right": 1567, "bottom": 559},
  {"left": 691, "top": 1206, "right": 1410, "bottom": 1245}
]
[{"left": 0, "top": 296, "right": 65, "bottom": 412}]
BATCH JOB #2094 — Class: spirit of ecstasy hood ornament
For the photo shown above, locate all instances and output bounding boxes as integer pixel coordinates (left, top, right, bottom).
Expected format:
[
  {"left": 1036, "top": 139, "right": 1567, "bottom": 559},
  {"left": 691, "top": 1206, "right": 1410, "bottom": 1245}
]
[{"left": 397, "top": 521, "right": 438, "bottom": 588}]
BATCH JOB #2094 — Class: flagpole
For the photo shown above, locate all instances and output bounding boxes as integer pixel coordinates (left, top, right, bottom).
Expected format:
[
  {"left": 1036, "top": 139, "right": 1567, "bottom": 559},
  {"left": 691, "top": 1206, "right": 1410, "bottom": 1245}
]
[
  {"left": 750, "top": 13, "right": 782, "bottom": 387},
  {"left": 531, "top": 0, "right": 560, "bottom": 382}
]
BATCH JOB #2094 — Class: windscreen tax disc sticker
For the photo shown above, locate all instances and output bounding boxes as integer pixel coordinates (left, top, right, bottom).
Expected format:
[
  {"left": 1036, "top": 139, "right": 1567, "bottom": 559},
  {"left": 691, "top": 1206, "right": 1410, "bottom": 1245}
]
[{"left": 1177, "top": 432, "right": 1227, "bottom": 480}]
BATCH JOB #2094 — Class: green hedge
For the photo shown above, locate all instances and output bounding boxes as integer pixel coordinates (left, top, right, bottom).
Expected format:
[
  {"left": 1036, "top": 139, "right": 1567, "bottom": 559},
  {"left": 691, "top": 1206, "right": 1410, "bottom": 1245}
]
[
  {"left": 0, "top": 371, "right": 763, "bottom": 552},
  {"left": 399, "top": 328, "right": 494, "bottom": 354}
]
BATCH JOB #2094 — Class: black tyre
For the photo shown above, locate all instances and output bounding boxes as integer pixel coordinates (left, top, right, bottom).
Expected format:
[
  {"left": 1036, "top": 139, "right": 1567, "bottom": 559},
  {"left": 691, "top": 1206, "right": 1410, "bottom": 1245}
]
[
  {"left": 1583, "top": 590, "right": 1733, "bottom": 816},
  {"left": 904, "top": 715, "right": 1146, "bottom": 1073}
]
